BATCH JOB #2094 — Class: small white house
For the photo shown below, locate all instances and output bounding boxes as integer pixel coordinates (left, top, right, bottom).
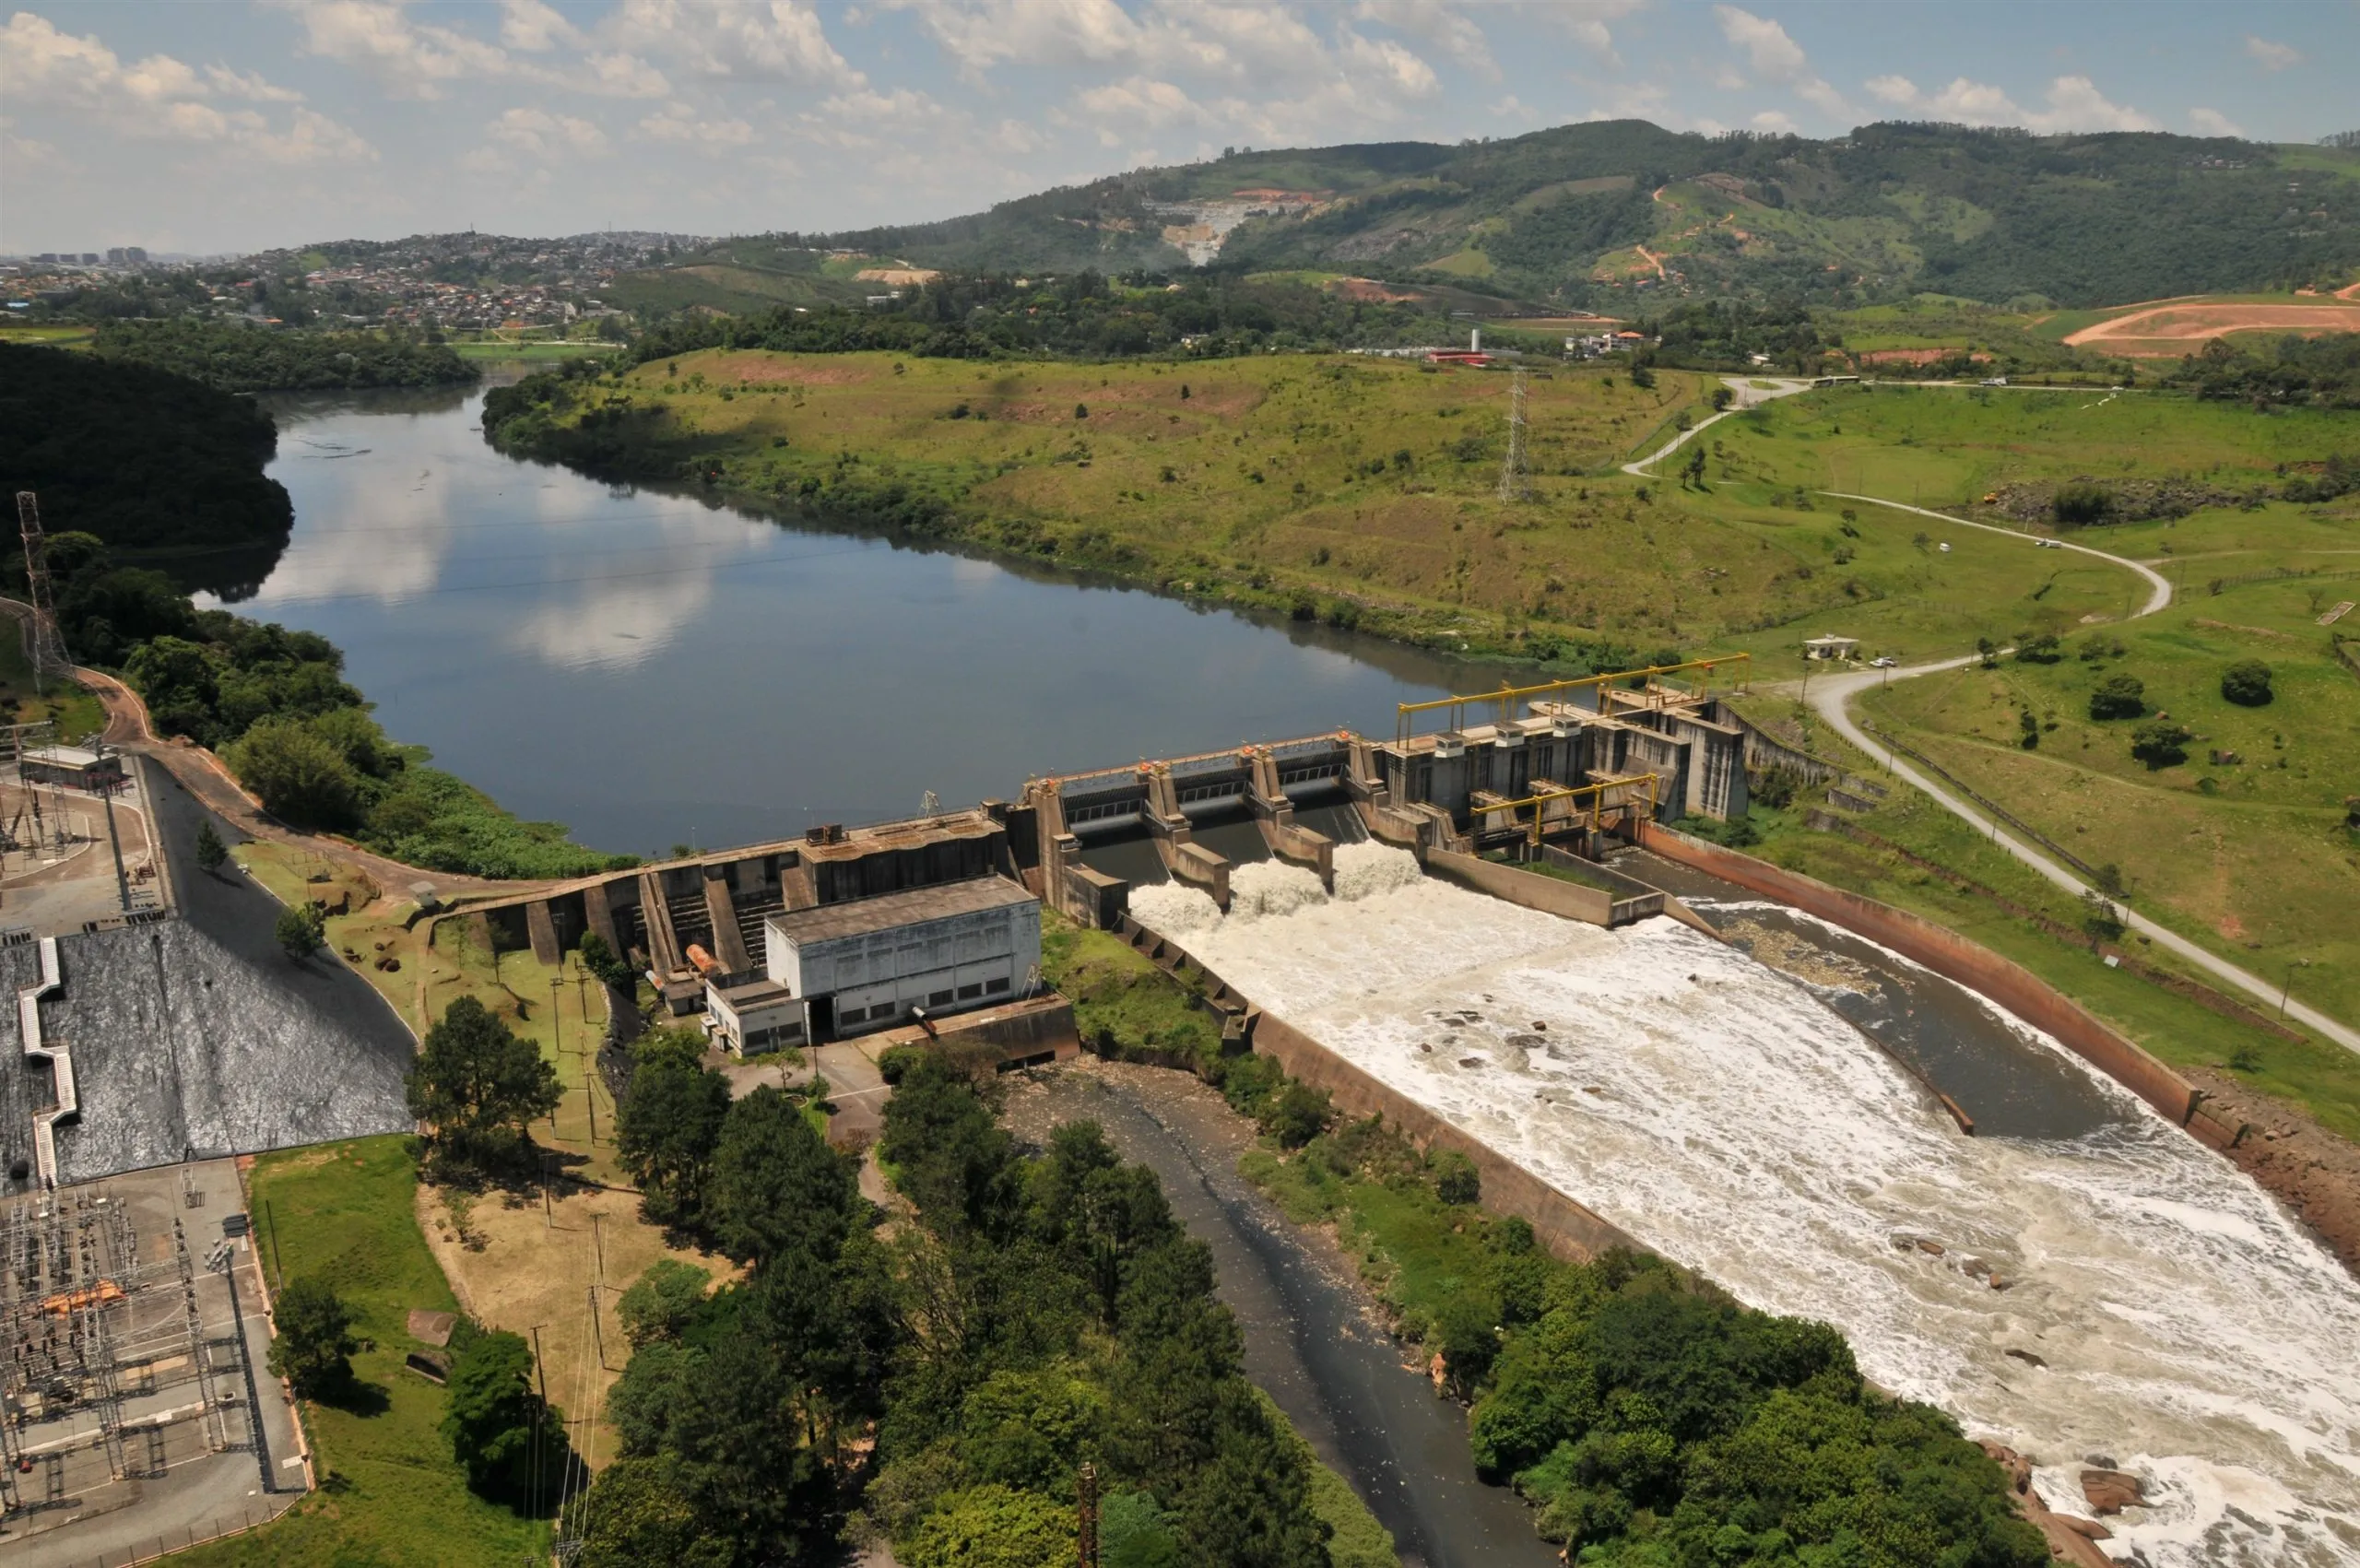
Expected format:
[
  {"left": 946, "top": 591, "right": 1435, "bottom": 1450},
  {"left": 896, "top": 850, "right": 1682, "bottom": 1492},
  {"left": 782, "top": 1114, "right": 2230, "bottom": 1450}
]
[
  {"left": 706, "top": 978, "right": 801, "bottom": 1055},
  {"left": 1803, "top": 634, "right": 1860, "bottom": 661}
]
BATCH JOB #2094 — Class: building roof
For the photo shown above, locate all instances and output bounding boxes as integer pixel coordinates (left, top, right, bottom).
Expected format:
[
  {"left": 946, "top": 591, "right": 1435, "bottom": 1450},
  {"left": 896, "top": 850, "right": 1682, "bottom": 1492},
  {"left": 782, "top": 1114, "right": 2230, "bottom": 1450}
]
[
  {"left": 22, "top": 745, "right": 114, "bottom": 768},
  {"left": 712, "top": 978, "right": 795, "bottom": 1008},
  {"left": 767, "top": 876, "right": 1037, "bottom": 946}
]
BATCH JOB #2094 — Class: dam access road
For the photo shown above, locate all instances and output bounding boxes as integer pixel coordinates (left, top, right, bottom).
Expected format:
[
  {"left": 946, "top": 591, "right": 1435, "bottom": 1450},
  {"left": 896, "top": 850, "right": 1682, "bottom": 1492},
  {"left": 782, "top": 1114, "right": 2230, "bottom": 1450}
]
[{"left": 1624, "top": 384, "right": 2360, "bottom": 1057}]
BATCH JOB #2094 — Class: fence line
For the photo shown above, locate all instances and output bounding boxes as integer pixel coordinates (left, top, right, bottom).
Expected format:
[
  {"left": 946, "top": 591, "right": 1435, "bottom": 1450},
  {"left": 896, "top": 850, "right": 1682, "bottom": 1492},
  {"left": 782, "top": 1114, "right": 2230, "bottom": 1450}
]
[{"left": 1865, "top": 725, "right": 2111, "bottom": 889}]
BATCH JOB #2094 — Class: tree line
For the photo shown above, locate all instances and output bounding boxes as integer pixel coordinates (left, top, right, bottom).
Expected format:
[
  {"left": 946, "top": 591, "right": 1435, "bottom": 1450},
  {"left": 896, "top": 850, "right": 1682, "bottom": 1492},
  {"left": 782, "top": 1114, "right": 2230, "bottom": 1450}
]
[
  {"left": 587, "top": 1032, "right": 1335, "bottom": 1565},
  {"left": 92, "top": 319, "right": 477, "bottom": 393}
]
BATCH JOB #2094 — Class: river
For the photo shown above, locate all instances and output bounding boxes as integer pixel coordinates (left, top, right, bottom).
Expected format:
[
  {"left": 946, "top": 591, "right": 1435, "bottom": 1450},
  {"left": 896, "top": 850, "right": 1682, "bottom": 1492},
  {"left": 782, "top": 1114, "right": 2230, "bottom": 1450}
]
[
  {"left": 228, "top": 381, "right": 1503, "bottom": 855},
  {"left": 1136, "top": 843, "right": 2360, "bottom": 1568}
]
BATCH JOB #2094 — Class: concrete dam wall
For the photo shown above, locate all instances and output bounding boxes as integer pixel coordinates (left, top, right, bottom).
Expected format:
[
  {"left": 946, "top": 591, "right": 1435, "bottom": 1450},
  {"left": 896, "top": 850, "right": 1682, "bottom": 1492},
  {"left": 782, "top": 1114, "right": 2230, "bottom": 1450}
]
[{"left": 0, "top": 917, "right": 414, "bottom": 1188}]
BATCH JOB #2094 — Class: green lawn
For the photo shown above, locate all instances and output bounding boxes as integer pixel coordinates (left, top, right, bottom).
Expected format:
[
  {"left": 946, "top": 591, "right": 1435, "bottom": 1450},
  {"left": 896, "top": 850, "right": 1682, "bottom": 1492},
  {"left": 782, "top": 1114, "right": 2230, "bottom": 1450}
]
[
  {"left": 1734, "top": 697, "right": 2360, "bottom": 1139},
  {"left": 173, "top": 1137, "right": 550, "bottom": 1568},
  {"left": 1856, "top": 565, "right": 2360, "bottom": 1031}
]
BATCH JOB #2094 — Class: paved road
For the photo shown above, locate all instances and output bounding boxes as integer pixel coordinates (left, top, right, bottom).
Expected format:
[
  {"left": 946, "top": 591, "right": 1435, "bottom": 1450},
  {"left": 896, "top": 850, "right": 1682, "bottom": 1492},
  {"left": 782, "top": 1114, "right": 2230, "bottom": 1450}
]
[
  {"left": 1625, "top": 395, "right": 2357, "bottom": 1053},
  {"left": 1621, "top": 375, "right": 1811, "bottom": 476}
]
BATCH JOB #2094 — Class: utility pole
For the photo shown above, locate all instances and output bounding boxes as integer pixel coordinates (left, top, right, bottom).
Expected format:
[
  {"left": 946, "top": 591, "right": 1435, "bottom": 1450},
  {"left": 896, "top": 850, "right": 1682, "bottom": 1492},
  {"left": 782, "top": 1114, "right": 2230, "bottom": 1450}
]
[
  {"left": 1078, "top": 1461, "right": 1100, "bottom": 1568},
  {"left": 588, "top": 1283, "right": 608, "bottom": 1371},
  {"left": 15, "top": 492, "right": 74, "bottom": 695},
  {"left": 1497, "top": 369, "right": 1530, "bottom": 501}
]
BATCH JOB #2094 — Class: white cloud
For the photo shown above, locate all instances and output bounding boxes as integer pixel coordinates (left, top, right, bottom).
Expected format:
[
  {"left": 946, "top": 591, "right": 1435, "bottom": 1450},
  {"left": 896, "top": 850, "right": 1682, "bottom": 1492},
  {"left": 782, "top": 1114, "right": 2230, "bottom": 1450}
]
[
  {"left": 500, "top": 0, "right": 581, "bottom": 51},
  {"left": 1340, "top": 30, "right": 1440, "bottom": 100},
  {"left": 639, "top": 102, "right": 757, "bottom": 146},
  {"left": 273, "top": 0, "right": 512, "bottom": 99},
  {"left": 1752, "top": 109, "right": 1798, "bottom": 133},
  {"left": 1072, "top": 75, "right": 1210, "bottom": 143},
  {"left": 2, "top": 12, "right": 371, "bottom": 160},
  {"left": 486, "top": 104, "right": 609, "bottom": 157},
  {"left": 612, "top": 0, "right": 861, "bottom": 87},
  {"left": 206, "top": 65, "right": 306, "bottom": 103},
  {"left": 1712, "top": 6, "right": 1845, "bottom": 119},
  {"left": 2189, "top": 106, "right": 2243, "bottom": 138},
  {"left": 1529, "top": 0, "right": 1646, "bottom": 58},
  {"left": 2245, "top": 34, "right": 2300, "bottom": 71},
  {"left": 1354, "top": 0, "right": 1496, "bottom": 77},
  {"left": 1862, "top": 72, "right": 2156, "bottom": 134}
]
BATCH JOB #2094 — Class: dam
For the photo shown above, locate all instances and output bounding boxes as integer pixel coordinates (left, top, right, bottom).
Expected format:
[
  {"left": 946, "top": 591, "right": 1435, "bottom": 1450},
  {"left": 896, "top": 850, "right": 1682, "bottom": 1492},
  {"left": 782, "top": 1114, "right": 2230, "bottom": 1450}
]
[{"left": 15, "top": 638, "right": 2360, "bottom": 1565}]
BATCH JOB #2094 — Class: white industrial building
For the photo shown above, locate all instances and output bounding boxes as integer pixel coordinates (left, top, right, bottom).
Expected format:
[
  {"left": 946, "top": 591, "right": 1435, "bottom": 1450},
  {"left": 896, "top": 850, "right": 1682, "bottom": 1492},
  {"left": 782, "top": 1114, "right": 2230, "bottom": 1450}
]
[{"left": 734, "top": 876, "right": 1040, "bottom": 1046}]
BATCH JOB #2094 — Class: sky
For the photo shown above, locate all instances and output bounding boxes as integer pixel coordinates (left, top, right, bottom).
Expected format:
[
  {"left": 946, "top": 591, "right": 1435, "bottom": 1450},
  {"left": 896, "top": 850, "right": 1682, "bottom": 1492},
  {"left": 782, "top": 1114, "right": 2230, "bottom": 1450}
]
[{"left": 5, "top": 0, "right": 2357, "bottom": 256}]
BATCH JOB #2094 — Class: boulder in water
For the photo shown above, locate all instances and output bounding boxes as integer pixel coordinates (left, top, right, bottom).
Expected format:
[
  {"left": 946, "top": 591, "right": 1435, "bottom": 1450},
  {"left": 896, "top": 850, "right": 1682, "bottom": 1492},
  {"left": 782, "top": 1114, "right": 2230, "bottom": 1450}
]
[{"left": 2081, "top": 1468, "right": 2144, "bottom": 1515}]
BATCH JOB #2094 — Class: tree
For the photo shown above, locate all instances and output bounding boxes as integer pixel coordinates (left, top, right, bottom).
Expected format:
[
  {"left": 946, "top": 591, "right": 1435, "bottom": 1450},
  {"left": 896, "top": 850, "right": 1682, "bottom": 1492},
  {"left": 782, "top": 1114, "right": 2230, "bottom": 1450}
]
[
  {"left": 193, "top": 819, "right": 228, "bottom": 875},
  {"left": 617, "top": 1051, "right": 732, "bottom": 1228},
  {"left": 1682, "top": 445, "right": 1706, "bottom": 488},
  {"left": 2018, "top": 709, "right": 2040, "bottom": 749},
  {"left": 2016, "top": 632, "right": 2061, "bottom": 664},
  {"left": 2051, "top": 480, "right": 2111, "bottom": 525},
  {"left": 274, "top": 901, "right": 325, "bottom": 961},
  {"left": 266, "top": 1275, "right": 360, "bottom": 1398},
  {"left": 706, "top": 1086, "right": 859, "bottom": 1267},
  {"left": 2221, "top": 658, "right": 2273, "bottom": 706},
  {"left": 578, "top": 930, "right": 634, "bottom": 988},
  {"left": 405, "top": 996, "right": 563, "bottom": 1167},
  {"left": 443, "top": 1326, "right": 562, "bottom": 1502},
  {"left": 1434, "top": 1149, "right": 1481, "bottom": 1205},
  {"left": 2088, "top": 672, "right": 2145, "bottom": 720},
  {"left": 2131, "top": 717, "right": 2191, "bottom": 768},
  {"left": 225, "top": 714, "right": 362, "bottom": 829},
  {"left": 577, "top": 1455, "right": 735, "bottom": 1568},
  {"left": 2080, "top": 891, "right": 2126, "bottom": 945},
  {"left": 1074, "top": 402, "right": 1090, "bottom": 419},
  {"left": 617, "top": 1259, "right": 712, "bottom": 1349},
  {"left": 1710, "top": 386, "right": 1733, "bottom": 411}
]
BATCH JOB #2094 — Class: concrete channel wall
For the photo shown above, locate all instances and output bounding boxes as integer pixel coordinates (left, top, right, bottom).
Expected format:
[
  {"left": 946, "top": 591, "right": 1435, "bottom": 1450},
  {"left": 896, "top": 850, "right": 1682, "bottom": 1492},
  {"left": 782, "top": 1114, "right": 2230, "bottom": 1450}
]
[{"left": 1635, "top": 825, "right": 2248, "bottom": 1151}]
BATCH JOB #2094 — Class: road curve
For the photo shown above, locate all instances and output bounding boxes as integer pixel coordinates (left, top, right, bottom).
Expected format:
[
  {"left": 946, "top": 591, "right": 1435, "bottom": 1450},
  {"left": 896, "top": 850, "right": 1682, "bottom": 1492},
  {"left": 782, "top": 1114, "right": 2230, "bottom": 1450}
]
[
  {"left": 1800, "top": 505, "right": 2357, "bottom": 1054},
  {"left": 1622, "top": 401, "right": 2352, "bottom": 1050},
  {"left": 1621, "top": 376, "right": 1811, "bottom": 477}
]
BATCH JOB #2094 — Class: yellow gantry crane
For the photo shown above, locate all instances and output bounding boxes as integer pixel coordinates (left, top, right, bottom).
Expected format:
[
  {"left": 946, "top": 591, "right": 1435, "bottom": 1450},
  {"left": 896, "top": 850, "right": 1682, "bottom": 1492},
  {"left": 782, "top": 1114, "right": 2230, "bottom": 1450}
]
[{"left": 1394, "top": 653, "right": 1752, "bottom": 748}]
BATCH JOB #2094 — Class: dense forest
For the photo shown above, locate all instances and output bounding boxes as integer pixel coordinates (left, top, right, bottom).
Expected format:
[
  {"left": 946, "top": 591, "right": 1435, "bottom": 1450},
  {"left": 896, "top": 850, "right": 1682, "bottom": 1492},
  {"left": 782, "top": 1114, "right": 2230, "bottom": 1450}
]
[
  {"left": 2168, "top": 333, "right": 2360, "bottom": 408},
  {"left": 595, "top": 1043, "right": 1345, "bottom": 1566},
  {"left": 91, "top": 319, "right": 477, "bottom": 393},
  {"left": 0, "top": 342, "right": 292, "bottom": 560},
  {"left": 617, "top": 270, "right": 1481, "bottom": 363}
]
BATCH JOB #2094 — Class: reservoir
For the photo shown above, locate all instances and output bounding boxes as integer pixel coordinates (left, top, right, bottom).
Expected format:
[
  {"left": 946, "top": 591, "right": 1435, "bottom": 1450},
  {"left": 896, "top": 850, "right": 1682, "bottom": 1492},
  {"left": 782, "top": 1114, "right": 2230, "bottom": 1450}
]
[{"left": 235, "top": 381, "right": 1503, "bottom": 855}]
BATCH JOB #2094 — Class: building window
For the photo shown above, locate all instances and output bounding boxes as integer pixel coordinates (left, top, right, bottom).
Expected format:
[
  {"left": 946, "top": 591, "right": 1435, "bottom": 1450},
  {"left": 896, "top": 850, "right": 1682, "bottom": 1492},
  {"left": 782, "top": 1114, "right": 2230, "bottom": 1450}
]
[
  {"left": 957, "top": 982, "right": 984, "bottom": 1000},
  {"left": 928, "top": 989, "right": 954, "bottom": 1007},
  {"left": 985, "top": 976, "right": 1009, "bottom": 995},
  {"left": 840, "top": 1005, "right": 867, "bottom": 1024}
]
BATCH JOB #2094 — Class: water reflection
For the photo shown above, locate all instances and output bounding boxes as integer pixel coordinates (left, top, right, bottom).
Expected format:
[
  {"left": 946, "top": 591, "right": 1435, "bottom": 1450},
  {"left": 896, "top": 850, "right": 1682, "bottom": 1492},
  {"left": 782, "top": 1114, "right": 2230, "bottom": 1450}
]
[{"left": 227, "top": 382, "right": 1513, "bottom": 855}]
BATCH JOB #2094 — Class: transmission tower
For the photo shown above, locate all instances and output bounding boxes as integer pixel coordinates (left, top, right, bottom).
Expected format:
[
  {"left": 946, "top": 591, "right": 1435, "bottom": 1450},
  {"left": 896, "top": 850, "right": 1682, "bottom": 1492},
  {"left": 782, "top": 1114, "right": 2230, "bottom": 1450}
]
[
  {"left": 16, "top": 492, "right": 74, "bottom": 694},
  {"left": 1496, "top": 371, "right": 1531, "bottom": 501}
]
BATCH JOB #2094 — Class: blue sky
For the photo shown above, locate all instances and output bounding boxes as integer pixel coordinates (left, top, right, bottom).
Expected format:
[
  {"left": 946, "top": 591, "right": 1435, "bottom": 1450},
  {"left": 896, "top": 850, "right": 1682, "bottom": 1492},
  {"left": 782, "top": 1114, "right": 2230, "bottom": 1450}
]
[{"left": 5, "top": 1, "right": 2355, "bottom": 255}]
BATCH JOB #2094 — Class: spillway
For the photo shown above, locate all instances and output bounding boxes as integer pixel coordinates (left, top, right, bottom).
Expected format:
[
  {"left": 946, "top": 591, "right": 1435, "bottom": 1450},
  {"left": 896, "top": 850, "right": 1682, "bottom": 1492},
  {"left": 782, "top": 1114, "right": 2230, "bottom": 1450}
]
[{"left": 1147, "top": 842, "right": 2360, "bottom": 1568}]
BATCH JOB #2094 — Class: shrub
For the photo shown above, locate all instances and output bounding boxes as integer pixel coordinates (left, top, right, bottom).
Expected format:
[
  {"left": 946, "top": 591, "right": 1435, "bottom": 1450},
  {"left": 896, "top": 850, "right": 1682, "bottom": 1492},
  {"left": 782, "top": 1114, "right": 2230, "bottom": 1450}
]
[
  {"left": 2052, "top": 480, "right": 2112, "bottom": 525},
  {"left": 2079, "top": 891, "right": 2125, "bottom": 945},
  {"left": 266, "top": 1275, "right": 360, "bottom": 1399},
  {"left": 2220, "top": 658, "right": 2273, "bottom": 706},
  {"left": 2016, "top": 632, "right": 2061, "bottom": 664},
  {"left": 2088, "top": 673, "right": 2145, "bottom": 720},
  {"left": 617, "top": 1260, "right": 713, "bottom": 1348},
  {"left": 1434, "top": 1149, "right": 1481, "bottom": 1205},
  {"left": 274, "top": 901, "right": 325, "bottom": 961},
  {"left": 2130, "top": 717, "right": 2192, "bottom": 768},
  {"left": 1265, "top": 1079, "right": 1333, "bottom": 1149}
]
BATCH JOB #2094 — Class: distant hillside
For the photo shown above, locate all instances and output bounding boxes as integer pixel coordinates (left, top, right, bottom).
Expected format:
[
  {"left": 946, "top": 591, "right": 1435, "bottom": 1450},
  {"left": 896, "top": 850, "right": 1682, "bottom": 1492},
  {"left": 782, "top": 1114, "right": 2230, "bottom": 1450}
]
[{"left": 695, "top": 120, "right": 2360, "bottom": 314}]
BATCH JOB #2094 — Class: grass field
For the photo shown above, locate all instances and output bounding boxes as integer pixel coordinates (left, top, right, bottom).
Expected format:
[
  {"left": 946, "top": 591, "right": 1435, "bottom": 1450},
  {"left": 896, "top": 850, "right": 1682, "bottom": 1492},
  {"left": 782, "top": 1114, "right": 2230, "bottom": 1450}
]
[
  {"left": 1857, "top": 563, "right": 2360, "bottom": 1030},
  {"left": 1702, "top": 382, "right": 2358, "bottom": 508},
  {"left": 0, "top": 323, "right": 95, "bottom": 348},
  {"left": 1728, "top": 697, "right": 2360, "bottom": 1138},
  {"left": 509, "top": 349, "right": 2134, "bottom": 664},
  {"left": 0, "top": 624, "right": 108, "bottom": 738},
  {"left": 234, "top": 839, "right": 714, "bottom": 1473},
  {"left": 171, "top": 1137, "right": 552, "bottom": 1568}
]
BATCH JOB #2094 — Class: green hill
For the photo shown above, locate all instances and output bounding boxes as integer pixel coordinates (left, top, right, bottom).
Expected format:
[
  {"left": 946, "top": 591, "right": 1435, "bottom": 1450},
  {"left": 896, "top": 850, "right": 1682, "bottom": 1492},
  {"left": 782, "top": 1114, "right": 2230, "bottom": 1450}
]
[{"left": 701, "top": 120, "right": 2360, "bottom": 314}]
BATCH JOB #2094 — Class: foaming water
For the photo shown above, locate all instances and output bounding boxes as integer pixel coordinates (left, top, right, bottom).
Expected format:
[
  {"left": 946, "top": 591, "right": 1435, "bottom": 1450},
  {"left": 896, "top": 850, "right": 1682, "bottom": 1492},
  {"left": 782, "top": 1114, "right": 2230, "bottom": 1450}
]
[{"left": 1138, "top": 848, "right": 2360, "bottom": 1568}]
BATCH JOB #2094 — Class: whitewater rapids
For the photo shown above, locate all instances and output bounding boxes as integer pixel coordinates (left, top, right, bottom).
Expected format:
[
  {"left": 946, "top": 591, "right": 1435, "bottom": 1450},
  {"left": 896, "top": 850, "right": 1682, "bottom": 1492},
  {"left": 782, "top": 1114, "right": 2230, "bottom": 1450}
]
[{"left": 1135, "top": 842, "right": 2360, "bottom": 1568}]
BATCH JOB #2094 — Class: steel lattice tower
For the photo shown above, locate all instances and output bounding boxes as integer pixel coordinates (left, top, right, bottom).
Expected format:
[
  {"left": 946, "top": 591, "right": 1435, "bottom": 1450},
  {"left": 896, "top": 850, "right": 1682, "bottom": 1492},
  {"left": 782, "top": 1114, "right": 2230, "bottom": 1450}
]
[
  {"left": 1497, "top": 371, "right": 1531, "bottom": 501},
  {"left": 16, "top": 492, "right": 74, "bottom": 693}
]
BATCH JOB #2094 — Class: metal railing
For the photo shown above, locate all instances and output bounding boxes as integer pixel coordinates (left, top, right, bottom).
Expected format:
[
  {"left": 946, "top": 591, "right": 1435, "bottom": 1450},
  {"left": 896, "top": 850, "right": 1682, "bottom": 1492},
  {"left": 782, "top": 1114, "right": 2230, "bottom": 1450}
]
[{"left": 1393, "top": 654, "right": 1751, "bottom": 747}]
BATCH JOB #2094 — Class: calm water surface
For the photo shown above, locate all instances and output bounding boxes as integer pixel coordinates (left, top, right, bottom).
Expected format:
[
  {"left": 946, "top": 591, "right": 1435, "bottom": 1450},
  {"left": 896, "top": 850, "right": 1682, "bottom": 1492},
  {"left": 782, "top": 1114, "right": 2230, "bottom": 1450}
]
[{"left": 235, "top": 382, "right": 1505, "bottom": 855}]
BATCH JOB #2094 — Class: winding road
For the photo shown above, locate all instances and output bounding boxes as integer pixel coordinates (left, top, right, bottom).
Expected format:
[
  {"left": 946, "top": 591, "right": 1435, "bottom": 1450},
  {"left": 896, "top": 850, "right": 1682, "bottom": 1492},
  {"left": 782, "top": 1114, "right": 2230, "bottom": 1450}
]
[{"left": 1627, "top": 383, "right": 2360, "bottom": 1055}]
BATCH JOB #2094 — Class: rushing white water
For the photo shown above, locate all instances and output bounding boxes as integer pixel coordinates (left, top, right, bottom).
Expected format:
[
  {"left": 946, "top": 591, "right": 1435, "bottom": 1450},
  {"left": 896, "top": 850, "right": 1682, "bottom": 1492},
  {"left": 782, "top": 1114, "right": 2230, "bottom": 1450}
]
[{"left": 1144, "top": 844, "right": 2360, "bottom": 1568}]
